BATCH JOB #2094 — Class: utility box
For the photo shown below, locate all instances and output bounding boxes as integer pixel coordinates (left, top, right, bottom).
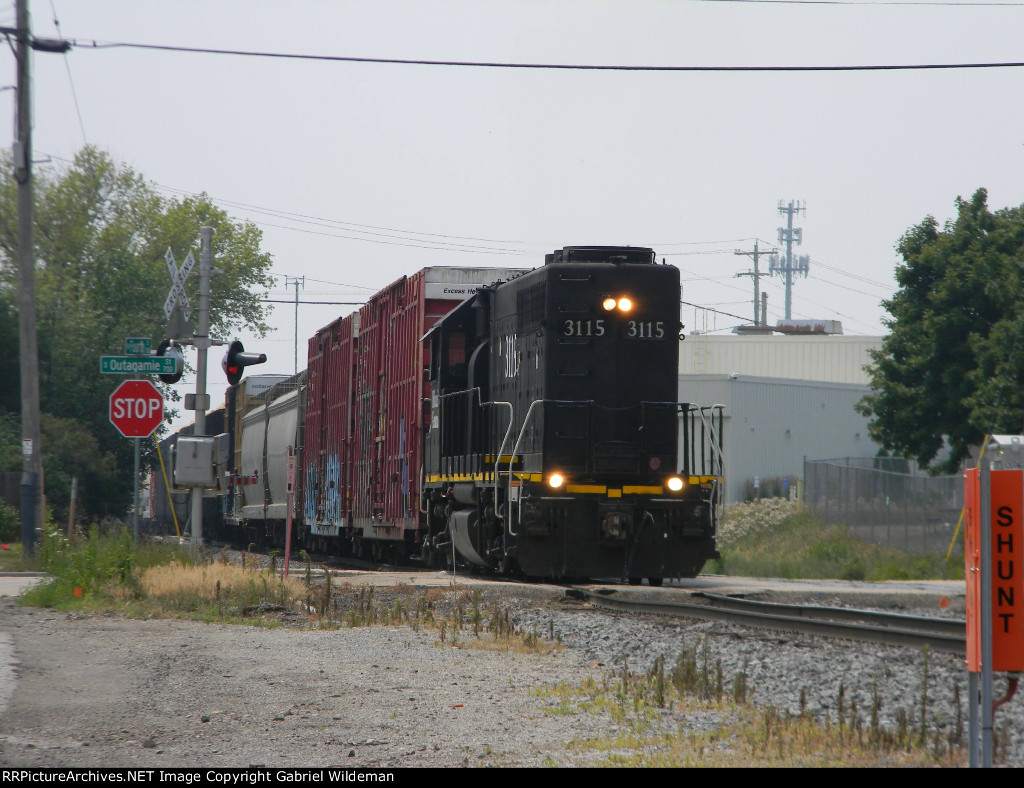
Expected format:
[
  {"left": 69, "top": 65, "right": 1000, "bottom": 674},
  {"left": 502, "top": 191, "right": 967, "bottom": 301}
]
[{"left": 174, "top": 433, "right": 226, "bottom": 487}]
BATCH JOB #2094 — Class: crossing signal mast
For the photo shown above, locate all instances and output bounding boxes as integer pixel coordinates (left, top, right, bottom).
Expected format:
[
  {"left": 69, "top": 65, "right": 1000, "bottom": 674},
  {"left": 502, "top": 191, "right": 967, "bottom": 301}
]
[{"left": 770, "top": 200, "right": 810, "bottom": 320}]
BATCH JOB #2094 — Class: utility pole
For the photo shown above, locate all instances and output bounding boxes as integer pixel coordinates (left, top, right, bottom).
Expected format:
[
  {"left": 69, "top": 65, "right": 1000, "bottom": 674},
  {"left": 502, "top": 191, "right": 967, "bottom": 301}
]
[
  {"left": 15, "top": 0, "right": 40, "bottom": 555},
  {"left": 189, "top": 228, "right": 214, "bottom": 548},
  {"left": 734, "top": 240, "right": 775, "bottom": 326},
  {"left": 770, "top": 200, "right": 810, "bottom": 320},
  {"left": 284, "top": 276, "right": 305, "bottom": 375}
]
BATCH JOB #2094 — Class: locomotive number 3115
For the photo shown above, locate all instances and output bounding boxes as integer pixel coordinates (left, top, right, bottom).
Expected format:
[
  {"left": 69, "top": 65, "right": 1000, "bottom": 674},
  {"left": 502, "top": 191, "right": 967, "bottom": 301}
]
[
  {"left": 561, "top": 319, "right": 667, "bottom": 338},
  {"left": 626, "top": 320, "right": 665, "bottom": 339},
  {"left": 562, "top": 319, "right": 605, "bottom": 337}
]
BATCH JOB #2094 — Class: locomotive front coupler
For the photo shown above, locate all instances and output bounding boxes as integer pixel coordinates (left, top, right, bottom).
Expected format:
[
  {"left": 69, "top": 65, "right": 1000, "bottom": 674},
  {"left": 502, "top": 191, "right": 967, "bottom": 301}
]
[{"left": 598, "top": 503, "right": 634, "bottom": 542}]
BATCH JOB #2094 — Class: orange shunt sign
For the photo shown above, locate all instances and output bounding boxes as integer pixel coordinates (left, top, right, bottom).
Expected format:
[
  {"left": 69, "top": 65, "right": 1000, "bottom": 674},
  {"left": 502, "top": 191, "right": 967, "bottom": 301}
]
[{"left": 965, "top": 468, "right": 1024, "bottom": 672}]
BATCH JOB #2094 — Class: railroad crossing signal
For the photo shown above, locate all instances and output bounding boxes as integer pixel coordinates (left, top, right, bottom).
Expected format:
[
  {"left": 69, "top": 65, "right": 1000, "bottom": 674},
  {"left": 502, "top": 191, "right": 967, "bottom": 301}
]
[
  {"left": 109, "top": 379, "right": 164, "bottom": 438},
  {"left": 155, "top": 339, "right": 185, "bottom": 384},
  {"left": 222, "top": 340, "right": 267, "bottom": 385},
  {"left": 163, "top": 248, "right": 195, "bottom": 323}
]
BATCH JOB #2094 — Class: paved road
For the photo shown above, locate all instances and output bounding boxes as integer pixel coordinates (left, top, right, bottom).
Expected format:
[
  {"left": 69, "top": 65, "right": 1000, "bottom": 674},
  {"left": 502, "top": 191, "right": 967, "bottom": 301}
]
[
  {"left": 0, "top": 575, "right": 39, "bottom": 719},
  {"left": 0, "top": 574, "right": 44, "bottom": 599}
]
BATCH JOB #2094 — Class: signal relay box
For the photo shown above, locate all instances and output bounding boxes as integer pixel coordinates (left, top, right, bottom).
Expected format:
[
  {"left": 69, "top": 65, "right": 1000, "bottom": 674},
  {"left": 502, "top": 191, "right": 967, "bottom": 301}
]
[{"left": 173, "top": 434, "right": 230, "bottom": 488}]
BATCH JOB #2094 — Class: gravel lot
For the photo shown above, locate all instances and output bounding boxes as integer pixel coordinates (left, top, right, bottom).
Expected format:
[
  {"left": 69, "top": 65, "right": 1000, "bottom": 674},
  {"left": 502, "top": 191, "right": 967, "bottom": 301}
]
[{"left": 0, "top": 572, "right": 1015, "bottom": 768}]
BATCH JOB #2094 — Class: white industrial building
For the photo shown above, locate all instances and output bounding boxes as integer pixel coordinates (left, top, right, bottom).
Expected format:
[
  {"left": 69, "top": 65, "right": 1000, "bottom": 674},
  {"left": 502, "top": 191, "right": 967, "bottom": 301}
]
[{"left": 677, "top": 333, "right": 886, "bottom": 504}]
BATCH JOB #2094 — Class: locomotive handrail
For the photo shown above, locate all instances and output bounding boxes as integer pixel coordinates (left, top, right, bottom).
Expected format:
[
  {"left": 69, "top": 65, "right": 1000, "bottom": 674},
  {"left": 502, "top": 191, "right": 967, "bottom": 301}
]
[
  {"left": 507, "top": 398, "right": 548, "bottom": 536},
  {"left": 480, "top": 399, "right": 514, "bottom": 548},
  {"left": 691, "top": 403, "right": 726, "bottom": 514},
  {"left": 692, "top": 404, "right": 725, "bottom": 472}
]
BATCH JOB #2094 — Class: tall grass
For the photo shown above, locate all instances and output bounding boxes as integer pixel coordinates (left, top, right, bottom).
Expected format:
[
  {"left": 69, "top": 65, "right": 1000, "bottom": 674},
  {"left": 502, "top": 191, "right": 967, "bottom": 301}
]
[
  {"left": 20, "top": 526, "right": 305, "bottom": 619},
  {"left": 712, "top": 501, "right": 963, "bottom": 581},
  {"left": 21, "top": 526, "right": 191, "bottom": 608}
]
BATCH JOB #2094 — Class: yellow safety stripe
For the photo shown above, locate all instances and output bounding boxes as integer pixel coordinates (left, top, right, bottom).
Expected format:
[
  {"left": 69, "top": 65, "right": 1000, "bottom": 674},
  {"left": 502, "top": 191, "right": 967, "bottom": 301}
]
[
  {"left": 426, "top": 472, "right": 541, "bottom": 483},
  {"left": 484, "top": 455, "right": 521, "bottom": 464},
  {"left": 425, "top": 474, "right": 721, "bottom": 488}
]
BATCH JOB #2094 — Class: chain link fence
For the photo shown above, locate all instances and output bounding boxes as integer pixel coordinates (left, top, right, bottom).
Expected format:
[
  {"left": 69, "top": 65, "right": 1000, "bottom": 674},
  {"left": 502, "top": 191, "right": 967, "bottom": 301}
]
[{"left": 803, "top": 457, "right": 963, "bottom": 555}]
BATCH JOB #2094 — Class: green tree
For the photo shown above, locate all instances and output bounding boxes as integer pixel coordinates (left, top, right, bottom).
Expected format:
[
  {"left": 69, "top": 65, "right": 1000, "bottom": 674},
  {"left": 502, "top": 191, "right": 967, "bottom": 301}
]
[
  {"left": 0, "top": 146, "right": 275, "bottom": 520},
  {"left": 858, "top": 188, "right": 1024, "bottom": 473}
]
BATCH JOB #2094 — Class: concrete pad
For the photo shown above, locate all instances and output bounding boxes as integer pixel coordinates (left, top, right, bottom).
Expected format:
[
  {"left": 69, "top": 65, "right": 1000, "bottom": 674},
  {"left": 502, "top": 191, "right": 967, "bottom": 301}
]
[{"left": 0, "top": 574, "right": 45, "bottom": 598}]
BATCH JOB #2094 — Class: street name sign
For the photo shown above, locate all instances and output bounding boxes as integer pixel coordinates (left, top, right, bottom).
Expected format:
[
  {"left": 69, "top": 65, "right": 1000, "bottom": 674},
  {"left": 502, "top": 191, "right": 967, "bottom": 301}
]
[
  {"left": 100, "top": 356, "right": 178, "bottom": 375},
  {"left": 124, "top": 337, "right": 152, "bottom": 355}
]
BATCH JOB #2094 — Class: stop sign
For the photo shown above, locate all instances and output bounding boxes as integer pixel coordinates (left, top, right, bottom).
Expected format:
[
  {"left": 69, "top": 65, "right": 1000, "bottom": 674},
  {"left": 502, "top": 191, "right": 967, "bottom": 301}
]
[{"left": 109, "top": 380, "right": 164, "bottom": 438}]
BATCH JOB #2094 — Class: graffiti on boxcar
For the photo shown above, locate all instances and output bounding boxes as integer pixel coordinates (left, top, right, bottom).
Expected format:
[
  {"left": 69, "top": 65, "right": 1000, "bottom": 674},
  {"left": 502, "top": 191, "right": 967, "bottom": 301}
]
[
  {"left": 325, "top": 453, "right": 341, "bottom": 524},
  {"left": 304, "top": 460, "right": 318, "bottom": 523}
]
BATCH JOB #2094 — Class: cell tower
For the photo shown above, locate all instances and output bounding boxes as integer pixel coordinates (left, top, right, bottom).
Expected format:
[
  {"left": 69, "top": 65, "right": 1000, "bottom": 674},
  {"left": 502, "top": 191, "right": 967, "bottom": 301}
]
[{"left": 770, "top": 200, "right": 810, "bottom": 320}]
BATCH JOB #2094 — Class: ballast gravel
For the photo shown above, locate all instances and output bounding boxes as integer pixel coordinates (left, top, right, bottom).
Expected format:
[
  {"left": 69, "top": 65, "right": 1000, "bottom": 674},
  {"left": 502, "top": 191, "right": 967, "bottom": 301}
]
[{"left": 0, "top": 576, "right": 1017, "bottom": 768}]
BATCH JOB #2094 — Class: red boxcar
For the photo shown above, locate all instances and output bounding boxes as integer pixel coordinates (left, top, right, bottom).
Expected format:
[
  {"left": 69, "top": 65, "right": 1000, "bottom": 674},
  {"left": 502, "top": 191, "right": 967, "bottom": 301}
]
[{"left": 301, "top": 266, "right": 528, "bottom": 559}]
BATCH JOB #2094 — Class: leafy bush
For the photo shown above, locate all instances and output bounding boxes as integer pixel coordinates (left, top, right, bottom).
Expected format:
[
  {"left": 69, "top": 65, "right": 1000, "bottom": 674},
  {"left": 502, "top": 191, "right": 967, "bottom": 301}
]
[
  {"left": 22, "top": 525, "right": 195, "bottom": 608},
  {"left": 0, "top": 498, "right": 18, "bottom": 543}
]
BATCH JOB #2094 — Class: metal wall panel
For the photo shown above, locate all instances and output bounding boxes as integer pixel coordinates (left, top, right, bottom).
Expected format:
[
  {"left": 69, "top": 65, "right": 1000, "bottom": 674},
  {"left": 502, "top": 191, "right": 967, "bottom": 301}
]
[
  {"left": 239, "top": 404, "right": 267, "bottom": 517},
  {"left": 678, "top": 374, "right": 878, "bottom": 504},
  {"left": 265, "top": 390, "right": 301, "bottom": 519},
  {"left": 303, "top": 313, "right": 357, "bottom": 535},
  {"left": 679, "top": 335, "right": 883, "bottom": 385}
]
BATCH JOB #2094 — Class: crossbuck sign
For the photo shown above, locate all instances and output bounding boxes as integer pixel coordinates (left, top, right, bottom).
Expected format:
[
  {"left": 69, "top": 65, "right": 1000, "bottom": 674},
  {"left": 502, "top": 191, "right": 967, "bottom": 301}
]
[{"left": 163, "top": 247, "right": 195, "bottom": 321}]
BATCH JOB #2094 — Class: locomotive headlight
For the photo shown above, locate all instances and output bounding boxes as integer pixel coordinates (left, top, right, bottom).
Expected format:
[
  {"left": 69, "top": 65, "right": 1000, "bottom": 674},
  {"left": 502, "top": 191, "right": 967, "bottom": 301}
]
[
  {"left": 602, "top": 297, "right": 617, "bottom": 311},
  {"left": 666, "top": 476, "right": 685, "bottom": 492},
  {"left": 547, "top": 473, "right": 565, "bottom": 489},
  {"left": 617, "top": 297, "right": 633, "bottom": 312}
]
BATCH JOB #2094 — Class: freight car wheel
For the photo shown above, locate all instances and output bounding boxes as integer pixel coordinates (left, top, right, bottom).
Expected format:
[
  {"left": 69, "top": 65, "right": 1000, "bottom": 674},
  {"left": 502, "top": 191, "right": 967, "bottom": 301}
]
[
  {"left": 648, "top": 578, "right": 663, "bottom": 587},
  {"left": 628, "top": 578, "right": 642, "bottom": 586}
]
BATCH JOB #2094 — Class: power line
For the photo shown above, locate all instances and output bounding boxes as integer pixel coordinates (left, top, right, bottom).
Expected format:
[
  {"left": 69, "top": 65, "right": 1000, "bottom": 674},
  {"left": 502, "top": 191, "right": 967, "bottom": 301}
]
[
  {"left": 303, "top": 277, "right": 378, "bottom": 291},
  {"left": 48, "top": 0, "right": 86, "bottom": 145},
  {"left": 250, "top": 217, "right": 527, "bottom": 255},
  {"left": 260, "top": 298, "right": 363, "bottom": 306},
  {"left": 65, "top": 39, "right": 1024, "bottom": 73},
  {"left": 810, "top": 256, "right": 894, "bottom": 290},
  {"left": 687, "top": 0, "right": 1024, "bottom": 5},
  {"left": 154, "top": 184, "right": 531, "bottom": 247},
  {"left": 760, "top": 277, "right": 881, "bottom": 332},
  {"left": 681, "top": 299, "right": 749, "bottom": 323}
]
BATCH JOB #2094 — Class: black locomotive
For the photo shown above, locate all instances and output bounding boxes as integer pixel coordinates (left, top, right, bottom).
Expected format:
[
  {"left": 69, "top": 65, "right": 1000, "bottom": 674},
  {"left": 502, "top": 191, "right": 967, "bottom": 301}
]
[{"left": 421, "top": 246, "right": 722, "bottom": 582}]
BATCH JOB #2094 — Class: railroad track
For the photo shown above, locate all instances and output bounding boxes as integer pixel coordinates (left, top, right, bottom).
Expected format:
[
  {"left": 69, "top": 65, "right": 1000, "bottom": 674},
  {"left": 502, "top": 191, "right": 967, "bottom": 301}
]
[{"left": 569, "top": 587, "right": 967, "bottom": 656}]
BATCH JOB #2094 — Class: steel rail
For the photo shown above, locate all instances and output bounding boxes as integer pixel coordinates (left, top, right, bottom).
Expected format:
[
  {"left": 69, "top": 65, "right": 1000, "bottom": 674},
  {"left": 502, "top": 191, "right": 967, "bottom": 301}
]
[
  {"left": 571, "top": 588, "right": 966, "bottom": 656},
  {"left": 696, "top": 592, "right": 966, "bottom": 637}
]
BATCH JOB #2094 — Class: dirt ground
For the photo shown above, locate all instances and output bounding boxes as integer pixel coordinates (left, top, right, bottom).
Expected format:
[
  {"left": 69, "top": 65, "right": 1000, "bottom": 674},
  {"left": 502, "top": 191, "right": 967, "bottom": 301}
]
[{"left": 0, "top": 580, "right": 615, "bottom": 768}]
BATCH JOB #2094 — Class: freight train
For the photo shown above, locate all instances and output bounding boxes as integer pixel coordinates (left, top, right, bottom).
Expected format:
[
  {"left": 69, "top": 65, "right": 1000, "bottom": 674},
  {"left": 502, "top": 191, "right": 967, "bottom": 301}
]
[{"left": 155, "top": 246, "right": 725, "bottom": 583}]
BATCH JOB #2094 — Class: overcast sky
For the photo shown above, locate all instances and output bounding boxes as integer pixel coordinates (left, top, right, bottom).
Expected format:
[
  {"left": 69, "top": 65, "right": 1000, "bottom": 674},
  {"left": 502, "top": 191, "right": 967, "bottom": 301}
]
[{"left": 4, "top": 0, "right": 1024, "bottom": 426}]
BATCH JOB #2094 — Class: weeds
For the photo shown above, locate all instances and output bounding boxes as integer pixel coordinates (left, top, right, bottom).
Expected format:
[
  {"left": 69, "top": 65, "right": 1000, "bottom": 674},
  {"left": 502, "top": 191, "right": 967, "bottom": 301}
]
[
  {"left": 713, "top": 501, "right": 962, "bottom": 581},
  {"left": 546, "top": 640, "right": 966, "bottom": 768},
  {"left": 19, "top": 526, "right": 305, "bottom": 621}
]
